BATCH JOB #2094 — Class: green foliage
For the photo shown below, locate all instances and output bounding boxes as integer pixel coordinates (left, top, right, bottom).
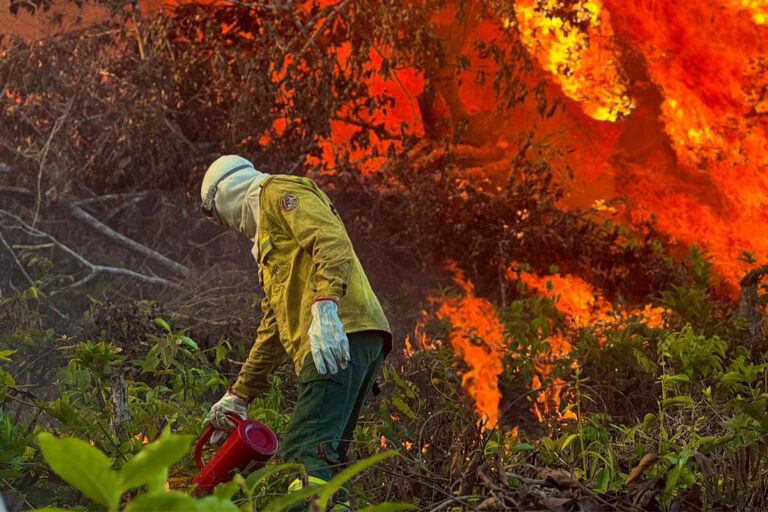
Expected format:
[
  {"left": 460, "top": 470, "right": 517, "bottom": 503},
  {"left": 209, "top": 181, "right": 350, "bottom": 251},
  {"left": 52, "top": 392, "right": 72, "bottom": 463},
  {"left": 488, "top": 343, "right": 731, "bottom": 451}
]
[
  {"left": 38, "top": 427, "right": 192, "bottom": 509},
  {"left": 38, "top": 427, "right": 401, "bottom": 512}
]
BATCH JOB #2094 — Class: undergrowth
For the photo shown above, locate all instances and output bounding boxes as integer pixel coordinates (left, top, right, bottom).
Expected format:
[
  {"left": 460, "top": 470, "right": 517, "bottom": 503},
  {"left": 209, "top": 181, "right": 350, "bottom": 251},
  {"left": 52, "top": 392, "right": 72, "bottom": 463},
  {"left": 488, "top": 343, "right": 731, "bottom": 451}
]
[{"left": 1, "top": 248, "right": 767, "bottom": 511}]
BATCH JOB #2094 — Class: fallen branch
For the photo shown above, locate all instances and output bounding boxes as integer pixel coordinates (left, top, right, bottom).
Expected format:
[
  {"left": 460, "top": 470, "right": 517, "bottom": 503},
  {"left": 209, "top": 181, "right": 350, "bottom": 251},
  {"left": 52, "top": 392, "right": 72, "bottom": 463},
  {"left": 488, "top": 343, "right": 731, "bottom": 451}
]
[
  {"left": 69, "top": 203, "right": 191, "bottom": 277},
  {"left": 0, "top": 209, "right": 176, "bottom": 290}
]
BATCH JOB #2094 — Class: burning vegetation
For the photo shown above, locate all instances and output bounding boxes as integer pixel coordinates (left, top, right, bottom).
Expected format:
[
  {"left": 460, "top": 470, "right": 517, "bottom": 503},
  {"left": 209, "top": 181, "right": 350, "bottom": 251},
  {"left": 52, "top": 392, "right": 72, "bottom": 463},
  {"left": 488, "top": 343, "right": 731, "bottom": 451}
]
[{"left": 2, "top": 0, "right": 768, "bottom": 510}]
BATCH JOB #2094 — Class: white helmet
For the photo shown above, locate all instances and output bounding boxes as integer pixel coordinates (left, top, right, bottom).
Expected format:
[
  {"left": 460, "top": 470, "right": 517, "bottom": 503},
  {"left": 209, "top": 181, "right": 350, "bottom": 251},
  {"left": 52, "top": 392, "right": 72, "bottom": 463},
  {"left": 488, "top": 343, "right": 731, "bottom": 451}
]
[{"left": 200, "top": 155, "right": 267, "bottom": 238}]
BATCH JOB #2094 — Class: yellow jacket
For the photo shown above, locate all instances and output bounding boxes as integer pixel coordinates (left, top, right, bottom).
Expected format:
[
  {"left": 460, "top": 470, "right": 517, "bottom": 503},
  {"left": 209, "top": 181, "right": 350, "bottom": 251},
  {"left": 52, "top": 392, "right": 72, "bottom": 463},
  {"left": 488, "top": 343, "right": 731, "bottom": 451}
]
[{"left": 231, "top": 175, "right": 392, "bottom": 400}]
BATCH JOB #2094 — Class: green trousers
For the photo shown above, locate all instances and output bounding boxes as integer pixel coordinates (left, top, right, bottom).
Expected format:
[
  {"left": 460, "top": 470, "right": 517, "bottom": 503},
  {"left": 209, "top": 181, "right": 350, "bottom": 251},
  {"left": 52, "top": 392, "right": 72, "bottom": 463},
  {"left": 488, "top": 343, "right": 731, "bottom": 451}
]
[{"left": 281, "top": 331, "right": 384, "bottom": 481}]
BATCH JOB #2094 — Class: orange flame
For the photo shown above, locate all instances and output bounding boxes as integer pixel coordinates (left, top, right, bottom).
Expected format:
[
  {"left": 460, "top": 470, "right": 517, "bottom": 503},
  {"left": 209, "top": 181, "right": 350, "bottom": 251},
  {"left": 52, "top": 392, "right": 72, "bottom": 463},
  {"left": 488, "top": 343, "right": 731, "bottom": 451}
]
[
  {"left": 513, "top": 0, "right": 634, "bottom": 121},
  {"left": 516, "top": 268, "right": 666, "bottom": 421},
  {"left": 423, "top": 261, "right": 506, "bottom": 429}
]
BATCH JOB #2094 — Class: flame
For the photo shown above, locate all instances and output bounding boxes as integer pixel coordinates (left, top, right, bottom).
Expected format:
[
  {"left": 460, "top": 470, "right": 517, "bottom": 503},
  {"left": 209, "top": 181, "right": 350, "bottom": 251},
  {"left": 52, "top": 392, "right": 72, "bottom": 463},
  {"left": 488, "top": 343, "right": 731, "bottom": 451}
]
[
  {"left": 422, "top": 261, "right": 506, "bottom": 429},
  {"left": 513, "top": 0, "right": 634, "bottom": 121},
  {"left": 6, "top": 0, "right": 767, "bottom": 431},
  {"left": 722, "top": 0, "right": 768, "bottom": 24},
  {"left": 515, "top": 268, "right": 666, "bottom": 421}
]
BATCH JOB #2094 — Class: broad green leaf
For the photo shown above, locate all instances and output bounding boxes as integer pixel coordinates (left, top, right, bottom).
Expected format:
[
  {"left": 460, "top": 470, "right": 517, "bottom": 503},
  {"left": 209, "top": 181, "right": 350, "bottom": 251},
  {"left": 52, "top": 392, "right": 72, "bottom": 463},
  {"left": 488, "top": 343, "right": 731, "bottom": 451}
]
[
  {"left": 119, "top": 428, "right": 193, "bottom": 491},
  {"left": 643, "top": 413, "right": 658, "bottom": 431},
  {"left": 125, "top": 491, "right": 197, "bottom": 512},
  {"left": 214, "top": 478, "right": 241, "bottom": 500},
  {"left": 146, "top": 467, "right": 168, "bottom": 494},
  {"left": 315, "top": 451, "right": 398, "bottom": 509},
  {"left": 37, "top": 433, "right": 122, "bottom": 510},
  {"left": 196, "top": 496, "right": 240, "bottom": 511},
  {"left": 0, "top": 349, "right": 17, "bottom": 362},
  {"left": 720, "top": 371, "right": 746, "bottom": 387},
  {"left": 662, "top": 396, "right": 694, "bottom": 409},
  {"left": 357, "top": 503, "right": 417, "bottom": 512},
  {"left": 154, "top": 318, "right": 172, "bottom": 333},
  {"left": 390, "top": 397, "right": 417, "bottom": 420}
]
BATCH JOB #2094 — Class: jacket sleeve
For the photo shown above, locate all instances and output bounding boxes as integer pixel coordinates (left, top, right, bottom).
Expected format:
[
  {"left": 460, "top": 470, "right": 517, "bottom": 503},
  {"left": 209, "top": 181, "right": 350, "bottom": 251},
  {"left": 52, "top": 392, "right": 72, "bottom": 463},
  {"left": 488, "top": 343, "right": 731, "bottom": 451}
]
[
  {"left": 231, "top": 296, "right": 287, "bottom": 400},
  {"left": 267, "top": 181, "right": 354, "bottom": 302}
]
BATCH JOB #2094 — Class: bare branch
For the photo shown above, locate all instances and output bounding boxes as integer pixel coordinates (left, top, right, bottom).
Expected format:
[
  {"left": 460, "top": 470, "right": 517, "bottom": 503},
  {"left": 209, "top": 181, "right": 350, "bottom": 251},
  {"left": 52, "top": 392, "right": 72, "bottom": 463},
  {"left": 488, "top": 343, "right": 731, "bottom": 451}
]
[
  {"left": 75, "top": 191, "right": 155, "bottom": 206},
  {"left": 0, "top": 209, "right": 177, "bottom": 290},
  {"left": 69, "top": 203, "right": 191, "bottom": 277}
]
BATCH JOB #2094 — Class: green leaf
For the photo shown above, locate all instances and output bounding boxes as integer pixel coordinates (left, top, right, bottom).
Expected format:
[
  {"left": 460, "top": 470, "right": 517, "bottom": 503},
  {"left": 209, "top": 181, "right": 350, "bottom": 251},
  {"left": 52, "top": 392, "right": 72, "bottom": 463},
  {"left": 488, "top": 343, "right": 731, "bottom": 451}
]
[
  {"left": 512, "top": 443, "right": 534, "bottom": 452},
  {"left": 390, "top": 367, "right": 405, "bottom": 388},
  {"left": 214, "top": 478, "right": 241, "bottom": 500},
  {"left": 178, "top": 335, "right": 199, "bottom": 350},
  {"left": 146, "top": 467, "right": 169, "bottom": 494},
  {"left": 119, "top": 428, "right": 193, "bottom": 492},
  {"left": 643, "top": 413, "right": 658, "bottom": 431},
  {"left": 662, "top": 396, "right": 694, "bottom": 409},
  {"left": 315, "top": 451, "right": 398, "bottom": 509},
  {"left": 37, "top": 432, "right": 122, "bottom": 510},
  {"left": 555, "top": 433, "right": 579, "bottom": 453},
  {"left": 154, "top": 318, "right": 172, "bottom": 333},
  {"left": 125, "top": 491, "right": 197, "bottom": 512},
  {"left": 664, "top": 465, "right": 682, "bottom": 502},
  {"left": 720, "top": 371, "right": 747, "bottom": 387},
  {"left": 245, "top": 462, "right": 304, "bottom": 493},
  {"left": 357, "top": 503, "right": 417, "bottom": 512},
  {"left": 215, "top": 345, "right": 228, "bottom": 365},
  {"left": 390, "top": 397, "right": 417, "bottom": 420},
  {"left": 660, "top": 374, "right": 690, "bottom": 386},
  {"left": 195, "top": 496, "right": 240, "bottom": 511},
  {"left": 594, "top": 467, "right": 611, "bottom": 493},
  {"left": 0, "top": 349, "right": 17, "bottom": 362},
  {"left": 264, "top": 483, "right": 322, "bottom": 512}
]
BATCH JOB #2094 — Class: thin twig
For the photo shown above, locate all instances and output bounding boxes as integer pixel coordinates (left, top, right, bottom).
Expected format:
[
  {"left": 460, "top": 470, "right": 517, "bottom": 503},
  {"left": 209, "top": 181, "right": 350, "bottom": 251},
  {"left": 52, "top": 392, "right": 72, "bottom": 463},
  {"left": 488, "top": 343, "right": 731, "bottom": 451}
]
[
  {"left": 32, "top": 94, "right": 76, "bottom": 228},
  {"left": 0, "top": 229, "right": 34, "bottom": 286}
]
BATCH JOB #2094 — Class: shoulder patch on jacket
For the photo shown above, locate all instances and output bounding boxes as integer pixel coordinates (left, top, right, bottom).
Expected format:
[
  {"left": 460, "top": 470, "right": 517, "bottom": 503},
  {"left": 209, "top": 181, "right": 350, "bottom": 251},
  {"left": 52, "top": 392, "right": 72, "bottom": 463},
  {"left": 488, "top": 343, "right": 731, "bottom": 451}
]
[{"left": 280, "top": 193, "right": 299, "bottom": 212}]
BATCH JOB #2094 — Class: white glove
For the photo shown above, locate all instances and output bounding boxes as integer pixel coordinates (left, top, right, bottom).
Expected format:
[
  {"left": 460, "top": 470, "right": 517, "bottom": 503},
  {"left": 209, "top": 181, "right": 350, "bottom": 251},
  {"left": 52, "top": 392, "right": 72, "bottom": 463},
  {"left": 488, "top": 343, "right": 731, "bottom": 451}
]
[
  {"left": 204, "top": 390, "right": 247, "bottom": 444},
  {"left": 308, "top": 299, "right": 350, "bottom": 375}
]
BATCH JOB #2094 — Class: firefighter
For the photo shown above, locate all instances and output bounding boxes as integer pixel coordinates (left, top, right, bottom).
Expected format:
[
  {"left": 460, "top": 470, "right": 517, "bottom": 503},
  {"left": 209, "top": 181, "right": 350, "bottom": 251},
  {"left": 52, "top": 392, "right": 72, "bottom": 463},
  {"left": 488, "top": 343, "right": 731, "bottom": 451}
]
[{"left": 199, "top": 155, "right": 392, "bottom": 503}]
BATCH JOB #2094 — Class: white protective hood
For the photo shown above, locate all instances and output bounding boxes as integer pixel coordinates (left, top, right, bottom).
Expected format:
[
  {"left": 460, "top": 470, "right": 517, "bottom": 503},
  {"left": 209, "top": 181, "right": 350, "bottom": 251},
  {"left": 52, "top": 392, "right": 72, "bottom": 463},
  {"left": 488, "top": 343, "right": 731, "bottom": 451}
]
[{"left": 200, "top": 155, "right": 269, "bottom": 242}]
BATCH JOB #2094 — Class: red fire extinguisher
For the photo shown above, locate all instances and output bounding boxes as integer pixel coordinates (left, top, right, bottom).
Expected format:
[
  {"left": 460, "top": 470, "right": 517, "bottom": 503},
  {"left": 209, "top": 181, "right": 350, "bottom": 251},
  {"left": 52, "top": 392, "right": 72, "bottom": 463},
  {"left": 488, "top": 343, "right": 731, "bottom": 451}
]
[{"left": 192, "top": 414, "right": 279, "bottom": 495}]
